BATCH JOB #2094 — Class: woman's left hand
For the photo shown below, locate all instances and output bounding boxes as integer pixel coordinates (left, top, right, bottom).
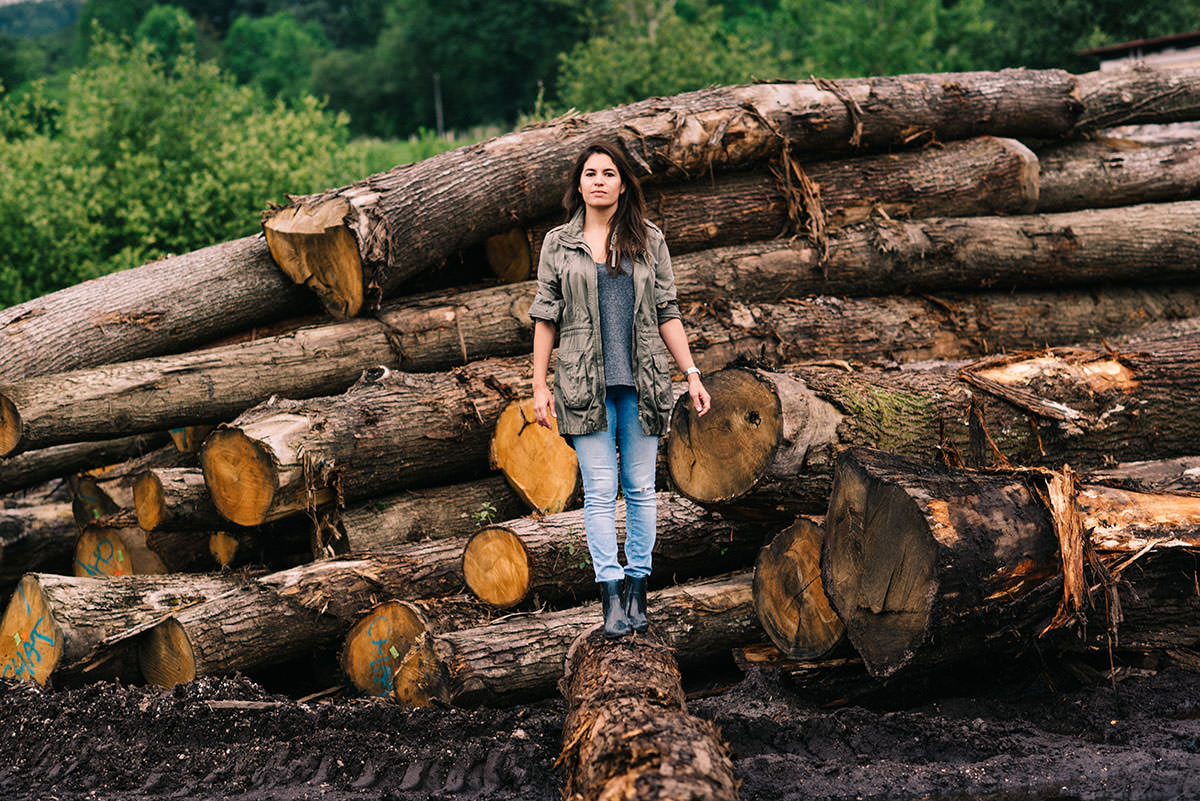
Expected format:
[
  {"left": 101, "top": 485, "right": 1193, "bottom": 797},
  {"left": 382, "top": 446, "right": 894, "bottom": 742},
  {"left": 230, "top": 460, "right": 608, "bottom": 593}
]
[{"left": 688, "top": 374, "right": 711, "bottom": 417}]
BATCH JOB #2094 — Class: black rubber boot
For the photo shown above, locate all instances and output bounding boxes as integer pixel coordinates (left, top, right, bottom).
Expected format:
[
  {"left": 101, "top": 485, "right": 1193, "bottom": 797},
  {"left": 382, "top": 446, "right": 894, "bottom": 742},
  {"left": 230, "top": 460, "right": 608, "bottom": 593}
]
[
  {"left": 601, "top": 580, "right": 632, "bottom": 638},
  {"left": 624, "top": 575, "right": 649, "bottom": 633}
]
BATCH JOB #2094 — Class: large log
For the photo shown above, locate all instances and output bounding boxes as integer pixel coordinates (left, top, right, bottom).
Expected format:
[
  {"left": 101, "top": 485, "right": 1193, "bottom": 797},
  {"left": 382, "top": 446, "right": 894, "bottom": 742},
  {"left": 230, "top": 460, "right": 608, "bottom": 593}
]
[
  {"left": 393, "top": 572, "right": 761, "bottom": 708},
  {"left": 262, "top": 70, "right": 1080, "bottom": 316},
  {"left": 753, "top": 516, "right": 844, "bottom": 660},
  {"left": 70, "top": 445, "right": 192, "bottom": 528},
  {"left": 133, "top": 467, "right": 232, "bottom": 532},
  {"left": 666, "top": 329, "right": 1200, "bottom": 519},
  {"left": 1075, "top": 66, "right": 1200, "bottom": 131},
  {"left": 138, "top": 537, "right": 472, "bottom": 686},
  {"left": 462, "top": 492, "right": 764, "bottom": 608},
  {"left": 315, "top": 475, "right": 526, "bottom": 557},
  {"left": 823, "top": 448, "right": 1200, "bottom": 678},
  {"left": 0, "top": 572, "right": 248, "bottom": 685},
  {"left": 0, "top": 433, "right": 168, "bottom": 495},
  {"left": 559, "top": 629, "right": 738, "bottom": 801},
  {"left": 0, "top": 236, "right": 318, "bottom": 384},
  {"left": 488, "top": 398, "right": 579, "bottom": 515},
  {"left": 200, "top": 358, "right": 534, "bottom": 526},
  {"left": 0, "top": 503, "right": 76, "bottom": 585},
  {"left": 669, "top": 201, "right": 1200, "bottom": 299}
]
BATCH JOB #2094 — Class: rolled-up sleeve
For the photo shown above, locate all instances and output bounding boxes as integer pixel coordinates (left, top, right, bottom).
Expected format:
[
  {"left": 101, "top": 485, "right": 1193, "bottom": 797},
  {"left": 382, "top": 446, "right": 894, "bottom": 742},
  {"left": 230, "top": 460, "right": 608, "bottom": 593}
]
[
  {"left": 652, "top": 234, "right": 681, "bottom": 324},
  {"left": 528, "top": 236, "right": 564, "bottom": 325}
]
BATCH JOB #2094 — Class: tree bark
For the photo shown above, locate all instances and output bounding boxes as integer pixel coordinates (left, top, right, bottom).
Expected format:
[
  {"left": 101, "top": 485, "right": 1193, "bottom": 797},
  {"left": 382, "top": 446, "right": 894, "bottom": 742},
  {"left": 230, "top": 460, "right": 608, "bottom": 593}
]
[
  {"left": 133, "top": 467, "right": 229, "bottom": 531},
  {"left": 462, "top": 492, "right": 764, "bottom": 608},
  {"left": 559, "top": 629, "right": 738, "bottom": 801},
  {"left": 70, "top": 445, "right": 192, "bottom": 528},
  {"left": 340, "top": 596, "right": 494, "bottom": 698},
  {"left": 200, "top": 357, "right": 534, "bottom": 526},
  {"left": 262, "top": 70, "right": 1080, "bottom": 317},
  {"left": 666, "top": 328, "right": 1200, "bottom": 519},
  {"left": 1074, "top": 66, "right": 1200, "bottom": 131},
  {"left": 315, "top": 475, "right": 526, "bottom": 558},
  {"left": 1086, "top": 456, "right": 1200, "bottom": 495},
  {"left": 137, "top": 537, "right": 473, "bottom": 686},
  {"left": 392, "top": 572, "right": 761, "bottom": 708},
  {"left": 753, "top": 516, "right": 844, "bottom": 659},
  {"left": 671, "top": 200, "right": 1200, "bottom": 301},
  {"left": 489, "top": 398, "right": 579, "bottom": 515},
  {"left": 0, "top": 572, "right": 247, "bottom": 685},
  {"left": 0, "top": 433, "right": 168, "bottom": 495},
  {"left": 74, "top": 519, "right": 212, "bottom": 576},
  {"left": 0, "top": 235, "right": 318, "bottom": 384},
  {"left": 823, "top": 447, "right": 1200, "bottom": 678},
  {"left": 0, "top": 503, "right": 76, "bottom": 585}
]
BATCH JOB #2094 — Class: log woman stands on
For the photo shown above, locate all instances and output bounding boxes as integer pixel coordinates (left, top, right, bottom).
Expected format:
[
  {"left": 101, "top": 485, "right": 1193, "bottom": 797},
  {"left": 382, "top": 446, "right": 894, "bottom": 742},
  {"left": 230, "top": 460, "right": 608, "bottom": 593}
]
[{"left": 530, "top": 141, "right": 711, "bottom": 638}]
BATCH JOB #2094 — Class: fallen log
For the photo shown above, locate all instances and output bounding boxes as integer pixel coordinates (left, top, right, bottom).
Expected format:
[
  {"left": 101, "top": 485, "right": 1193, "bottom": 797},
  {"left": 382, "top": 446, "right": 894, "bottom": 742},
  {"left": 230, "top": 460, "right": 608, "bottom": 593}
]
[
  {"left": 262, "top": 70, "right": 1080, "bottom": 316},
  {"left": 0, "top": 235, "right": 317, "bottom": 383},
  {"left": 0, "top": 572, "right": 248, "bottom": 685},
  {"left": 1075, "top": 66, "right": 1200, "bottom": 131},
  {"left": 461, "top": 492, "right": 764, "bottom": 608},
  {"left": 489, "top": 398, "right": 578, "bottom": 515},
  {"left": 670, "top": 201, "right": 1200, "bottom": 300},
  {"left": 0, "top": 433, "right": 168, "bottom": 495},
  {"left": 138, "top": 537, "right": 472, "bottom": 686},
  {"left": 393, "top": 572, "right": 761, "bottom": 708},
  {"left": 0, "top": 503, "right": 76, "bottom": 585},
  {"left": 314, "top": 475, "right": 526, "bottom": 557},
  {"left": 200, "top": 358, "right": 534, "bottom": 526},
  {"left": 823, "top": 448, "right": 1200, "bottom": 678},
  {"left": 559, "top": 629, "right": 738, "bottom": 801},
  {"left": 666, "top": 329, "right": 1200, "bottom": 519},
  {"left": 71, "top": 445, "right": 192, "bottom": 527},
  {"left": 207, "top": 529, "right": 312, "bottom": 571},
  {"left": 753, "top": 516, "right": 844, "bottom": 659},
  {"left": 340, "top": 597, "right": 494, "bottom": 697},
  {"left": 74, "top": 518, "right": 211, "bottom": 576},
  {"left": 1087, "top": 456, "right": 1200, "bottom": 495},
  {"left": 134, "top": 468, "right": 229, "bottom": 531}
]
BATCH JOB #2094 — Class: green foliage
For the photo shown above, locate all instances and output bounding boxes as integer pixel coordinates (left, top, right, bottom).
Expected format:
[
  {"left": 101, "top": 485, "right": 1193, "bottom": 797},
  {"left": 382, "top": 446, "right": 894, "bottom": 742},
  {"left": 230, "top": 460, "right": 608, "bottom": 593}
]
[
  {"left": 0, "top": 0, "right": 80, "bottom": 38},
  {"left": 134, "top": 5, "right": 198, "bottom": 62},
  {"left": 471, "top": 501, "right": 499, "bottom": 528},
  {"left": 0, "top": 36, "right": 359, "bottom": 308},
  {"left": 223, "top": 11, "right": 330, "bottom": 101},
  {"left": 0, "top": 33, "right": 50, "bottom": 91}
]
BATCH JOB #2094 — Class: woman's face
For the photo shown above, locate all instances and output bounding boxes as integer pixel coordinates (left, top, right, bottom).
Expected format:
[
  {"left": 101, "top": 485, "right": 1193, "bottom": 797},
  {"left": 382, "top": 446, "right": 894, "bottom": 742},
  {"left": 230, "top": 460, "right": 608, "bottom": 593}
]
[{"left": 578, "top": 152, "right": 624, "bottom": 212}]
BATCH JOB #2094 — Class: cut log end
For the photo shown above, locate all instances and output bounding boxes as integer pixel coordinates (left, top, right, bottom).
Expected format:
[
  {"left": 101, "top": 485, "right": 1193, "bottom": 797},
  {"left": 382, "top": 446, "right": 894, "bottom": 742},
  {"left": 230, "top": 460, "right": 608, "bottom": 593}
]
[
  {"left": 0, "top": 393, "right": 20, "bottom": 456},
  {"left": 262, "top": 196, "right": 365, "bottom": 318},
  {"left": 667, "top": 368, "right": 782, "bottom": 503},
  {"left": 462, "top": 527, "right": 531, "bottom": 608},
  {"left": 341, "top": 600, "right": 429, "bottom": 697},
  {"left": 489, "top": 398, "right": 578, "bottom": 514},
  {"left": 200, "top": 429, "right": 278, "bottom": 527},
  {"left": 823, "top": 454, "right": 939, "bottom": 677},
  {"left": 391, "top": 632, "right": 450, "bottom": 707},
  {"left": 139, "top": 618, "right": 196, "bottom": 687},
  {"left": 0, "top": 575, "right": 65, "bottom": 684},
  {"left": 753, "top": 517, "right": 845, "bottom": 659},
  {"left": 484, "top": 228, "right": 532, "bottom": 283},
  {"left": 208, "top": 532, "right": 240, "bottom": 568},
  {"left": 133, "top": 471, "right": 166, "bottom": 531},
  {"left": 74, "top": 527, "right": 165, "bottom": 577},
  {"left": 168, "top": 425, "right": 215, "bottom": 453}
]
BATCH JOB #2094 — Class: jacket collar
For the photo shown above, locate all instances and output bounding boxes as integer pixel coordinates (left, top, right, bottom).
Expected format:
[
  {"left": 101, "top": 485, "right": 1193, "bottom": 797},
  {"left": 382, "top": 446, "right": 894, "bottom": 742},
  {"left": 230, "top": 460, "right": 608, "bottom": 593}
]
[{"left": 557, "top": 207, "right": 588, "bottom": 249}]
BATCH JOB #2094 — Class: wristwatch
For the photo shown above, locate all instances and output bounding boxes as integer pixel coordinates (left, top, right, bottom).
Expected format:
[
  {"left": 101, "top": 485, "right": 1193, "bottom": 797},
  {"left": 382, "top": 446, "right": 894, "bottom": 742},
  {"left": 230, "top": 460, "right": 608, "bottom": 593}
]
[{"left": 684, "top": 366, "right": 702, "bottom": 378}]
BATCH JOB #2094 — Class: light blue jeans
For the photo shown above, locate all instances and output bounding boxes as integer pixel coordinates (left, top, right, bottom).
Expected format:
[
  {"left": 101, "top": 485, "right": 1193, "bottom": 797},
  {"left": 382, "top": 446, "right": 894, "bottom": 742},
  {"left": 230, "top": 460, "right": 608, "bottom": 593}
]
[{"left": 571, "top": 386, "right": 659, "bottom": 583}]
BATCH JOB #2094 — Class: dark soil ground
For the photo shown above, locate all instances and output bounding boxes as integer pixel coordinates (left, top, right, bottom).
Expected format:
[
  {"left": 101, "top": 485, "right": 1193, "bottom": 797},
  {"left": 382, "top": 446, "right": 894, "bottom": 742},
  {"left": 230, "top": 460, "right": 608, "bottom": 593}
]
[{"left": 2, "top": 656, "right": 1198, "bottom": 801}]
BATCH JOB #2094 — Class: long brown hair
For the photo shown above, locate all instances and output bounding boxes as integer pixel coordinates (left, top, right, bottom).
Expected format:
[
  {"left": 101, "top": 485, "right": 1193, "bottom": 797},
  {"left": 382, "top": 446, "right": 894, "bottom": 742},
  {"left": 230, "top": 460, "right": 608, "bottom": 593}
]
[{"left": 563, "top": 140, "right": 649, "bottom": 276}]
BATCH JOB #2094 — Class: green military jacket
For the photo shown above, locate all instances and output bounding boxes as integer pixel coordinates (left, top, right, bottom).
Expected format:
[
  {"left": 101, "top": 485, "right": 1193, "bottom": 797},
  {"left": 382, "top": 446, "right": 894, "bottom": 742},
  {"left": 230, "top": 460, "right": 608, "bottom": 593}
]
[{"left": 528, "top": 209, "right": 681, "bottom": 437}]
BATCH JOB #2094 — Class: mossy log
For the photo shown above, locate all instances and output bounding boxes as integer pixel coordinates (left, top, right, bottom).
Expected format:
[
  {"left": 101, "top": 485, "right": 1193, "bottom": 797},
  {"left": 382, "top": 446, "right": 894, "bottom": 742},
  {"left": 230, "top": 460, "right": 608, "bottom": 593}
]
[
  {"left": 200, "top": 357, "right": 534, "bottom": 526},
  {"left": 823, "top": 448, "right": 1200, "bottom": 678},
  {"left": 340, "top": 596, "right": 494, "bottom": 697},
  {"left": 462, "top": 492, "right": 764, "bottom": 608},
  {"left": 138, "top": 537, "right": 472, "bottom": 686},
  {"left": 753, "top": 516, "right": 844, "bottom": 659},
  {"left": 393, "top": 572, "right": 761, "bottom": 708},
  {"left": 488, "top": 398, "right": 579, "bottom": 515},
  {"left": 0, "top": 503, "right": 76, "bottom": 585},
  {"left": 559, "top": 629, "right": 738, "bottom": 801},
  {"left": 0, "top": 236, "right": 316, "bottom": 384},
  {"left": 0, "top": 572, "right": 247, "bottom": 685},
  {"left": 262, "top": 70, "right": 1080, "bottom": 316},
  {"left": 0, "top": 433, "right": 168, "bottom": 495},
  {"left": 667, "top": 329, "right": 1200, "bottom": 519}
]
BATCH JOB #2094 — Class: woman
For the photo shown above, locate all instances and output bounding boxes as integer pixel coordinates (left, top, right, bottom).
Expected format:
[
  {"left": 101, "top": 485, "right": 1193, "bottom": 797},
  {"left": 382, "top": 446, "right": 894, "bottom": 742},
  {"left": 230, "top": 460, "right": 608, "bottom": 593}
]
[{"left": 529, "top": 140, "right": 711, "bottom": 638}]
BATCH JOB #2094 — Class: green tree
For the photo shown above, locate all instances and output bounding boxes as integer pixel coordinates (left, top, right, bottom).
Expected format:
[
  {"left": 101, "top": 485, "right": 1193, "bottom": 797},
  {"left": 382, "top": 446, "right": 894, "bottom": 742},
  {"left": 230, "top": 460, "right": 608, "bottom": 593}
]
[
  {"left": 0, "top": 37, "right": 361, "bottom": 307},
  {"left": 223, "top": 11, "right": 330, "bottom": 101},
  {"left": 134, "top": 5, "right": 198, "bottom": 62}
]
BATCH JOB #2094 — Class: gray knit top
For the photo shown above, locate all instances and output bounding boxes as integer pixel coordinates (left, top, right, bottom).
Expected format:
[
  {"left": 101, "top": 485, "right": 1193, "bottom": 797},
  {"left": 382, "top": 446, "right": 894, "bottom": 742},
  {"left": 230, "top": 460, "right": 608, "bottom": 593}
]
[{"left": 596, "top": 258, "right": 635, "bottom": 388}]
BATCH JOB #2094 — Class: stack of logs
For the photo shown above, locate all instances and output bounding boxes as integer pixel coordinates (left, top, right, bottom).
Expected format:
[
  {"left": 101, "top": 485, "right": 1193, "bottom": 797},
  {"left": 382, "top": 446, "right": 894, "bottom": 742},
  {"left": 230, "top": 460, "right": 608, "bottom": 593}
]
[{"left": 2, "top": 65, "right": 1200, "bottom": 735}]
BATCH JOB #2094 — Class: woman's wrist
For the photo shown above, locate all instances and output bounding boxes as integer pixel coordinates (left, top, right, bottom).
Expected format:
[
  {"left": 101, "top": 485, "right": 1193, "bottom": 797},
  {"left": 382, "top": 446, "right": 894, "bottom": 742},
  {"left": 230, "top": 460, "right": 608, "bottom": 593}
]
[{"left": 684, "top": 366, "right": 701, "bottom": 382}]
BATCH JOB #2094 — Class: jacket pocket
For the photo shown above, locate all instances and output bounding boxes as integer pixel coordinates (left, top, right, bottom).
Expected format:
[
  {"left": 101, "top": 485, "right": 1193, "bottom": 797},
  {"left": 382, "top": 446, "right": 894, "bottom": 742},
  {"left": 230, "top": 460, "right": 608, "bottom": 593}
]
[
  {"left": 651, "top": 351, "right": 674, "bottom": 409},
  {"left": 557, "top": 347, "right": 594, "bottom": 409}
]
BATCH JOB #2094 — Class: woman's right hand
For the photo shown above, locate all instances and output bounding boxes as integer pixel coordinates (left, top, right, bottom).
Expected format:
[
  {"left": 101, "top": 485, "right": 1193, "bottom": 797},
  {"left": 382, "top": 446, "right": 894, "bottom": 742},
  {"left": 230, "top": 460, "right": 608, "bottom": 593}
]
[{"left": 533, "top": 383, "right": 556, "bottom": 429}]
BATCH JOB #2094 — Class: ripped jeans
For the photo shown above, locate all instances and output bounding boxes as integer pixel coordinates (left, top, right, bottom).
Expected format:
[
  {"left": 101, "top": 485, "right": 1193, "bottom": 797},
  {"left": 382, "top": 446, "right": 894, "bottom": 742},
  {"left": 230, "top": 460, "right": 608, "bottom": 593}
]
[{"left": 571, "top": 386, "right": 659, "bottom": 583}]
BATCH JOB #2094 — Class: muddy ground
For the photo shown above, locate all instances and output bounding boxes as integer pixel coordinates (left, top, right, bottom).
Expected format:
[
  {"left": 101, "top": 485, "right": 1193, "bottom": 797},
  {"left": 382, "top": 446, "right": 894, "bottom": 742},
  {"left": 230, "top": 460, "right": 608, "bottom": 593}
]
[{"left": 1, "top": 652, "right": 1197, "bottom": 801}]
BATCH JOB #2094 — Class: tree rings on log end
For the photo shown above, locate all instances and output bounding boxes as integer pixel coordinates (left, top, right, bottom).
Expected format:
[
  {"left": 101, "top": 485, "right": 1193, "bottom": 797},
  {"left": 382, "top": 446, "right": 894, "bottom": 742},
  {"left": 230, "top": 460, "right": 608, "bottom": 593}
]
[
  {"left": 0, "top": 393, "right": 21, "bottom": 456},
  {"left": 489, "top": 398, "right": 578, "bottom": 514},
  {"left": 753, "top": 517, "right": 844, "bottom": 659},
  {"left": 133, "top": 471, "right": 166, "bottom": 531},
  {"left": 200, "top": 429, "right": 278, "bottom": 527},
  {"left": 74, "top": 527, "right": 166, "bottom": 577},
  {"left": 341, "top": 600, "right": 429, "bottom": 697},
  {"left": 140, "top": 618, "right": 196, "bottom": 687},
  {"left": 209, "top": 532, "right": 240, "bottom": 568},
  {"left": 463, "top": 527, "right": 531, "bottom": 608},
  {"left": 0, "top": 575, "right": 65, "bottom": 684},
  {"left": 262, "top": 196, "right": 365, "bottom": 318},
  {"left": 666, "top": 367, "right": 783, "bottom": 503},
  {"left": 485, "top": 228, "right": 532, "bottom": 283}
]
